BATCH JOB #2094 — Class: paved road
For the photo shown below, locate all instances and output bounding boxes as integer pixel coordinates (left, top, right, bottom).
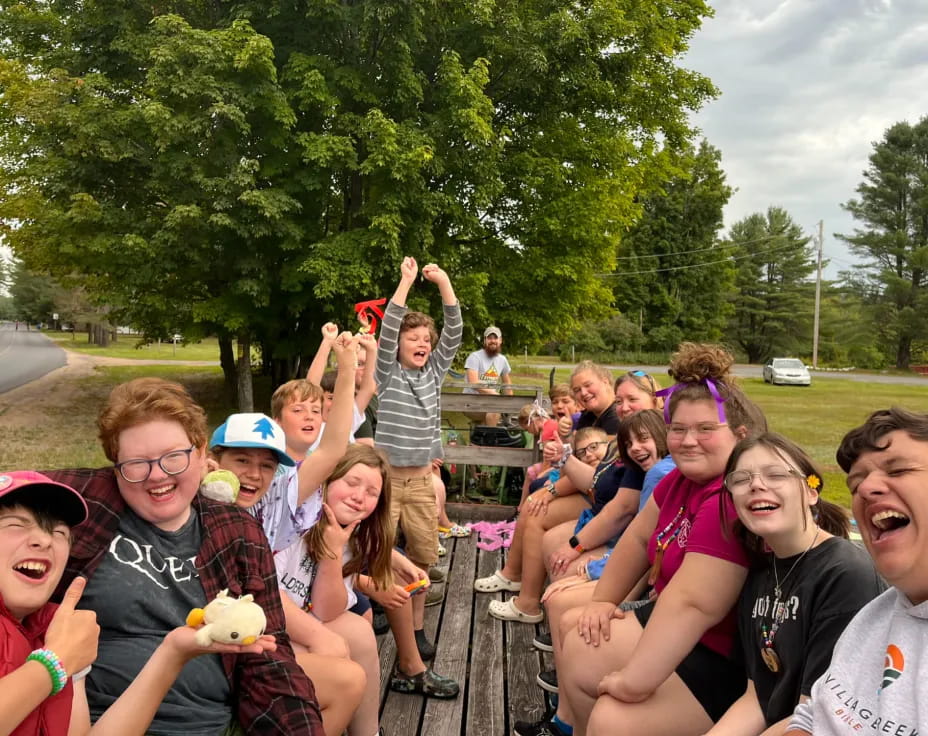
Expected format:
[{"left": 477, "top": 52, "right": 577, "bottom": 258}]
[
  {"left": 0, "top": 323, "right": 67, "bottom": 394},
  {"left": 527, "top": 361, "right": 928, "bottom": 386}
]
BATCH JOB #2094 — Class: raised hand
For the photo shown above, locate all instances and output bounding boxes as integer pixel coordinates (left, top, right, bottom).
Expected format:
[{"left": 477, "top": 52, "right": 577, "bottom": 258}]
[
  {"left": 421, "top": 263, "right": 449, "bottom": 286},
  {"left": 357, "top": 331, "right": 377, "bottom": 353},
  {"left": 400, "top": 256, "right": 418, "bottom": 284},
  {"left": 331, "top": 331, "right": 359, "bottom": 369},
  {"left": 557, "top": 414, "right": 574, "bottom": 440},
  {"left": 44, "top": 577, "right": 100, "bottom": 675},
  {"left": 320, "top": 502, "right": 361, "bottom": 554},
  {"left": 321, "top": 322, "right": 339, "bottom": 343}
]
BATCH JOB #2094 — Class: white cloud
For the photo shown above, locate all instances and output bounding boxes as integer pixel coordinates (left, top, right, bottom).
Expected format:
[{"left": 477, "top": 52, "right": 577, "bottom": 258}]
[{"left": 684, "top": 0, "right": 928, "bottom": 276}]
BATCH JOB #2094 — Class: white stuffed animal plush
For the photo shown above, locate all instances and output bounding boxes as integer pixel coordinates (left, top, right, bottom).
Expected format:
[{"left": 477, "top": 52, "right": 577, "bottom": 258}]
[
  {"left": 199, "top": 470, "right": 240, "bottom": 504},
  {"left": 186, "top": 589, "right": 266, "bottom": 647}
]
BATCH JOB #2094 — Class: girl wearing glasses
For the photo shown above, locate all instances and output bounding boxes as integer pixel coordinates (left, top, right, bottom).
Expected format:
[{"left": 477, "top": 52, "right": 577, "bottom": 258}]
[
  {"left": 706, "top": 433, "right": 883, "bottom": 736},
  {"left": 519, "top": 343, "right": 766, "bottom": 736}
]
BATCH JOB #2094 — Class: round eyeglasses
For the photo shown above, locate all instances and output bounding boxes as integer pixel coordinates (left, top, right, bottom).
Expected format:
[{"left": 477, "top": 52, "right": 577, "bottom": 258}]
[
  {"left": 115, "top": 446, "right": 195, "bottom": 483},
  {"left": 725, "top": 465, "right": 802, "bottom": 493}
]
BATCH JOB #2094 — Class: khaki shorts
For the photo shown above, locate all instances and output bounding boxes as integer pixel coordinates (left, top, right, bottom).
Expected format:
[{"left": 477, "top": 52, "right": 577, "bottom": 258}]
[{"left": 389, "top": 472, "right": 438, "bottom": 566}]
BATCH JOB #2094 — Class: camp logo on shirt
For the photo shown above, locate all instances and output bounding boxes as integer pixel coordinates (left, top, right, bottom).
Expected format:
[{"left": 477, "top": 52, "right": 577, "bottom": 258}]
[{"left": 880, "top": 644, "right": 904, "bottom": 692}]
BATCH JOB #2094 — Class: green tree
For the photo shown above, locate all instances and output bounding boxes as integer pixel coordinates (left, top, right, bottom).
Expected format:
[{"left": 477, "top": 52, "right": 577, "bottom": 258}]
[
  {"left": 724, "top": 207, "right": 816, "bottom": 364},
  {"left": 611, "top": 141, "right": 734, "bottom": 351},
  {"left": 9, "top": 262, "right": 57, "bottom": 324},
  {"left": 0, "top": 0, "right": 718, "bottom": 405},
  {"left": 838, "top": 118, "right": 928, "bottom": 369}
]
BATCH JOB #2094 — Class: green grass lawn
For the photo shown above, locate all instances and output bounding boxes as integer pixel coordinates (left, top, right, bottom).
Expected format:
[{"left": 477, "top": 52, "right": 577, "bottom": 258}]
[
  {"left": 43, "top": 331, "right": 223, "bottom": 361},
  {"left": 4, "top": 364, "right": 927, "bottom": 508}
]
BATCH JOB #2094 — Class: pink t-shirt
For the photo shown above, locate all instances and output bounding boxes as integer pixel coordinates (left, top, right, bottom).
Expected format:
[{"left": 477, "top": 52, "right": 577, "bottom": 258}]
[{"left": 648, "top": 468, "right": 748, "bottom": 656}]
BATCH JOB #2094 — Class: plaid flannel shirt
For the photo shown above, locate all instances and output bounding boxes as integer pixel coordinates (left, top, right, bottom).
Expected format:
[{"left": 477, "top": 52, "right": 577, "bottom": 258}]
[{"left": 44, "top": 467, "right": 324, "bottom": 736}]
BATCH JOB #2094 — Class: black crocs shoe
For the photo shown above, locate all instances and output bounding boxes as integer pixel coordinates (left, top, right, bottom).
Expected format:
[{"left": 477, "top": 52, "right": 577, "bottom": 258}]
[
  {"left": 536, "top": 668, "right": 558, "bottom": 693},
  {"left": 513, "top": 717, "right": 569, "bottom": 736},
  {"left": 389, "top": 665, "right": 460, "bottom": 698},
  {"left": 532, "top": 631, "right": 553, "bottom": 652}
]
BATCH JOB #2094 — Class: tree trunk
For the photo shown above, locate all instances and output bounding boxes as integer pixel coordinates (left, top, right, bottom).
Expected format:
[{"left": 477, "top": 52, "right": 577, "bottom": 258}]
[
  {"left": 236, "top": 333, "right": 254, "bottom": 412},
  {"left": 218, "top": 335, "right": 236, "bottom": 398},
  {"left": 895, "top": 336, "right": 912, "bottom": 370}
]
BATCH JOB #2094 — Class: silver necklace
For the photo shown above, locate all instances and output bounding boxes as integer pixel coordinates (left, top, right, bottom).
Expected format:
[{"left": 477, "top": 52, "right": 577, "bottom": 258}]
[{"left": 773, "top": 527, "right": 820, "bottom": 601}]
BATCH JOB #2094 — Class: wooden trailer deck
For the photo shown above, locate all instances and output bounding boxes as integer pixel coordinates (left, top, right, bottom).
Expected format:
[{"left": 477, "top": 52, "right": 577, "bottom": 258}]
[{"left": 376, "top": 520, "right": 555, "bottom": 736}]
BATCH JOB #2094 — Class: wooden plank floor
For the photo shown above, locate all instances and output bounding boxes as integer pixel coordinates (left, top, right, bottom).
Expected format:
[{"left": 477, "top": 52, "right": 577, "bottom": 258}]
[{"left": 377, "top": 533, "right": 555, "bottom": 736}]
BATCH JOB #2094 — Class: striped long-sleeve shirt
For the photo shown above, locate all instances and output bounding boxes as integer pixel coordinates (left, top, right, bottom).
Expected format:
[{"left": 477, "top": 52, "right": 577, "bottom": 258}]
[{"left": 374, "top": 299, "right": 463, "bottom": 467}]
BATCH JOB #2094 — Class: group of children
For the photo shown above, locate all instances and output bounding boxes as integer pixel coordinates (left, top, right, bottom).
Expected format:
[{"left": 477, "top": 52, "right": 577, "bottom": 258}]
[
  {"left": 3, "top": 256, "right": 928, "bottom": 736},
  {"left": 1, "top": 257, "right": 468, "bottom": 736}
]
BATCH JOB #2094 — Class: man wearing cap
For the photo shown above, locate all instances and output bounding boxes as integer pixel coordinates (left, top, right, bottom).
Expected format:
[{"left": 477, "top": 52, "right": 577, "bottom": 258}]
[{"left": 464, "top": 326, "right": 513, "bottom": 427}]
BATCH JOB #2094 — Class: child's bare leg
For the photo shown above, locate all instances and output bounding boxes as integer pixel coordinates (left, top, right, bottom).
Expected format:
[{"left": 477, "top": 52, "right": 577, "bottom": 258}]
[
  {"left": 295, "top": 651, "right": 366, "bottom": 736},
  {"left": 323, "top": 611, "right": 381, "bottom": 736}
]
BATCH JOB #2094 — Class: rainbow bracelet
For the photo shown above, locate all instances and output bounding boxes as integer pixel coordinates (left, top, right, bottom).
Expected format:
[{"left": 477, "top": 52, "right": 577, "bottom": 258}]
[{"left": 27, "top": 648, "right": 68, "bottom": 695}]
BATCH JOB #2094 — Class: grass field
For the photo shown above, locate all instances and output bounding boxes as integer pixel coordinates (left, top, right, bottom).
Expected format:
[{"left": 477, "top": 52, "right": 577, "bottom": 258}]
[
  {"left": 3, "top": 364, "right": 927, "bottom": 508},
  {"left": 43, "top": 331, "right": 223, "bottom": 361}
]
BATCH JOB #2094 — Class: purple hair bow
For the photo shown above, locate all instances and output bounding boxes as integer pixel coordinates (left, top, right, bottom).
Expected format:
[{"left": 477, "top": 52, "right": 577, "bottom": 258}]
[{"left": 654, "top": 378, "right": 727, "bottom": 424}]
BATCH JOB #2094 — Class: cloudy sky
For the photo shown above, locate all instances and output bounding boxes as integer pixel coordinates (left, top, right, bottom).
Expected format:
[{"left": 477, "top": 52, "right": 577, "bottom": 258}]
[{"left": 683, "top": 0, "right": 928, "bottom": 277}]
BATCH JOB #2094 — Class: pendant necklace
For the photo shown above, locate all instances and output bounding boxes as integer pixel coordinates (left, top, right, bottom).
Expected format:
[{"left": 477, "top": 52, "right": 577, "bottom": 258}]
[
  {"left": 760, "top": 527, "right": 820, "bottom": 673},
  {"left": 648, "top": 505, "right": 686, "bottom": 586}
]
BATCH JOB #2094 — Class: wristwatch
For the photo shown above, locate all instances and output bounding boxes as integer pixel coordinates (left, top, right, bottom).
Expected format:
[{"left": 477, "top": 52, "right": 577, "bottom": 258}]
[
  {"left": 568, "top": 535, "right": 585, "bottom": 553},
  {"left": 546, "top": 482, "right": 559, "bottom": 497}
]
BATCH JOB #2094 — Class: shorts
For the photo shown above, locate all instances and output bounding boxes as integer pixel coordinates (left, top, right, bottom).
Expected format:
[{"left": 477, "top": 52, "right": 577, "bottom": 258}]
[
  {"left": 389, "top": 472, "right": 438, "bottom": 566},
  {"left": 634, "top": 601, "right": 745, "bottom": 721},
  {"left": 349, "top": 591, "right": 372, "bottom": 617}
]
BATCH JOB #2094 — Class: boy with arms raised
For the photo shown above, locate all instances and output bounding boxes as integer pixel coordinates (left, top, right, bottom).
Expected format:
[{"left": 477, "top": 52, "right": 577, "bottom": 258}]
[
  {"left": 374, "top": 256, "right": 462, "bottom": 691},
  {"left": 246, "top": 331, "right": 359, "bottom": 552}
]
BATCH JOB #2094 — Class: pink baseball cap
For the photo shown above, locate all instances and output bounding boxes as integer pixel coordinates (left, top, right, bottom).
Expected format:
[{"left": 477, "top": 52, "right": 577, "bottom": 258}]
[{"left": 0, "top": 471, "right": 88, "bottom": 527}]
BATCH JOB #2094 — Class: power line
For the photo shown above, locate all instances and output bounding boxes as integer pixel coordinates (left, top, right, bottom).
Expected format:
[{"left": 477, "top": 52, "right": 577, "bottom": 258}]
[
  {"left": 614, "top": 233, "right": 786, "bottom": 260},
  {"left": 596, "top": 239, "right": 807, "bottom": 277}
]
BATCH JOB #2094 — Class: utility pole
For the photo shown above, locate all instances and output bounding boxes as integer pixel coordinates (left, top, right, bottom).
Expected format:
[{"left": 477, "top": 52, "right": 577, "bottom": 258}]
[{"left": 812, "top": 220, "right": 823, "bottom": 368}]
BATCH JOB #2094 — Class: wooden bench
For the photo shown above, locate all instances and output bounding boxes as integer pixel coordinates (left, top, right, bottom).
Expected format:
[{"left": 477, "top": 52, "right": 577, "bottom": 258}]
[{"left": 440, "top": 382, "right": 545, "bottom": 502}]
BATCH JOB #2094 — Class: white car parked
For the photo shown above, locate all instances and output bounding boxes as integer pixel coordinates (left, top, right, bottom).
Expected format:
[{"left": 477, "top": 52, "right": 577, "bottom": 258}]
[{"left": 763, "top": 358, "right": 811, "bottom": 386}]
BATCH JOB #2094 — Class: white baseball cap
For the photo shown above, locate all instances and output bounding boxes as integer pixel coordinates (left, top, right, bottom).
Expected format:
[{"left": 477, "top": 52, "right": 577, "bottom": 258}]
[
  {"left": 209, "top": 413, "right": 295, "bottom": 466},
  {"left": 484, "top": 325, "right": 502, "bottom": 339}
]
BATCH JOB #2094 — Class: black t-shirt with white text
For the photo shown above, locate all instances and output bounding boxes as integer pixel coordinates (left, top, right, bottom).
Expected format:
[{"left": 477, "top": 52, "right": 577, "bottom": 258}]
[
  {"left": 736, "top": 536, "right": 885, "bottom": 726},
  {"left": 81, "top": 508, "right": 231, "bottom": 735}
]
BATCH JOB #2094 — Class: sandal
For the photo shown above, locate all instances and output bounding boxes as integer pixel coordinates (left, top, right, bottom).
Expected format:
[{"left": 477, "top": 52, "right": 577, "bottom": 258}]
[
  {"left": 488, "top": 597, "right": 544, "bottom": 623},
  {"left": 474, "top": 570, "right": 521, "bottom": 593},
  {"left": 439, "top": 524, "right": 472, "bottom": 539}
]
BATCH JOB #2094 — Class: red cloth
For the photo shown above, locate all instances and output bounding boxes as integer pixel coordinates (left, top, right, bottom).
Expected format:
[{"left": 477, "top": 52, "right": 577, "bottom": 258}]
[
  {"left": 43, "top": 468, "right": 324, "bottom": 736},
  {"left": 1, "top": 597, "right": 74, "bottom": 736},
  {"left": 540, "top": 419, "right": 559, "bottom": 444}
]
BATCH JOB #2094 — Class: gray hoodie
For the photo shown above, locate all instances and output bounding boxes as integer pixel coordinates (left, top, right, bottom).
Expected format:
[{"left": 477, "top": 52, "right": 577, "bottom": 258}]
[{"left": 788, "top": 587, "right": 928, "bottom": 735}]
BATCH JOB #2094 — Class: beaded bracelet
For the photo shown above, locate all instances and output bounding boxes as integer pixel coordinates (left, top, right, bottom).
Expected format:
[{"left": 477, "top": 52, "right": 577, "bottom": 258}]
[{"left": 27, "top": 648, "right": 68, "bottom": 695}]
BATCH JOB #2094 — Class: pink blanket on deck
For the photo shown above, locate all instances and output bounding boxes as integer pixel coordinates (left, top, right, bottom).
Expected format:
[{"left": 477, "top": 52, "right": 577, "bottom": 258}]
[{"left": 466, "top": 520, "right": 517, "bottom": 551}]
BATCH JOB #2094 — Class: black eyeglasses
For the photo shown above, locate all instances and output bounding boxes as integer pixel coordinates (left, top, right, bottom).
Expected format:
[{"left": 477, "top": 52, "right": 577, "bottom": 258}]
[
  {"left": 575, "top": 441, "right": 605, "bottom": 459},
  {"left": 115, "top": 446, "right": 196, "bottom": 483}
]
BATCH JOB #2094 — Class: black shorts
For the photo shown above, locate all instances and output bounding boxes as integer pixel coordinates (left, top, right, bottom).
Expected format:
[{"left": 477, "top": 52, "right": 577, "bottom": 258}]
[
  {"left": 634, "top": 601, "right": 745, "bottom": 721},
  {"left": 349, "top": 591, "right": 372, "bottom": 617}
]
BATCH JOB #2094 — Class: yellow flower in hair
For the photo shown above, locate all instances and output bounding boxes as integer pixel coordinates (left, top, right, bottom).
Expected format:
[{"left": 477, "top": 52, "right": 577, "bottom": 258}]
[{"left": 806, "top": 474, "right": 821, "bottom": 490}]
